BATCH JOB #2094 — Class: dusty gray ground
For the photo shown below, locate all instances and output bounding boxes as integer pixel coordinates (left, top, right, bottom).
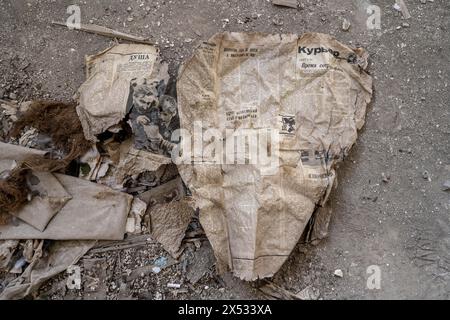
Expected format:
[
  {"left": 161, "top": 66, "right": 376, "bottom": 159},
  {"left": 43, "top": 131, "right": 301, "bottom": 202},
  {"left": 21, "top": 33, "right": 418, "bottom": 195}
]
[{"left": 0, "top": 0, "right": 449, "bottom": 300}]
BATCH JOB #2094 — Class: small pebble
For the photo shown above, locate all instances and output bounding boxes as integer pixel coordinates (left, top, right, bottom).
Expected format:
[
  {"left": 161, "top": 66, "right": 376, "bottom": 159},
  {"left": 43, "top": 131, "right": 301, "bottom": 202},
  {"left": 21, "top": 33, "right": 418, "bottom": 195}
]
[
  {"left": 272, "top": 17, "right": 284, "bottom": 26},
  {"left": 342, "top": 18, "right": 351, "bottom": 31},
  {"left": 334, "top": 269, "right": 344, "bottom": 278},
  {"left": 152, "top": 266, "right": 161, "bottom": 274}
]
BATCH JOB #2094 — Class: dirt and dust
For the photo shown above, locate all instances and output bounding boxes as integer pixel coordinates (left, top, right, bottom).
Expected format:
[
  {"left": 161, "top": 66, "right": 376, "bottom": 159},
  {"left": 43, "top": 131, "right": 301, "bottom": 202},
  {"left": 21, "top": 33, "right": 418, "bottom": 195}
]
[{"left": 0, "top": 0, "right": 449, "bottom": 299}]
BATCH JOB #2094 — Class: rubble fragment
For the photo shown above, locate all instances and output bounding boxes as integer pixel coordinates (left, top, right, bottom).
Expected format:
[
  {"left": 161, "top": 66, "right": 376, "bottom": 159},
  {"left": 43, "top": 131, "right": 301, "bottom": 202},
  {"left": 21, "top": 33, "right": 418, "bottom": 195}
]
[
  {"left": 126, "top": 198, "right": 147, "bottom": 234},
  {"left": 342, "top": 18, "right": 351, "bottom": 31},
  {"left": 296, "top": 286, "right": 320, "bottom": 300},
  {"left": 66, "top": 265, "right": 82, "bottom": 290},
  {"left": 258, "top": 281, "right": 306, "bottom": 300},
  {"left": 113, "top": 139, "right": 172, "bottom": 189},
  {"left": 395, "top": 0, "right": 412, "bottom": 19},
  {"left": 0, "top": 240, "right": 19, "bottom": 270},
  {"left": 272, "top": 0, "right": 298, "bottom": 9},
  {"left": 442, "top": 180, "right": 450, "bottom": 191},
  {"left": 83, "top": 258, "right": 108, "bottom": 300},
  {"left": 0, "top": 241, "right": 95, "bottom": 300},
  {"left": 186, "top": 242, "right": 216, "bottom": 284},
  {"left": 147, "top": 199, "right": 195, "bottom": 258},
  {"left": 334, "top": 269, "right": 344, "bottom": 278}
]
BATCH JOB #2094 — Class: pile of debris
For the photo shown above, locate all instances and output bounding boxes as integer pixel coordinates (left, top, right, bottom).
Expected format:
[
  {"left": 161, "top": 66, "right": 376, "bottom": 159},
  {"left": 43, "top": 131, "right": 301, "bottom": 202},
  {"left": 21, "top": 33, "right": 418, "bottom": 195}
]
[
  {"left": 0, "top": 44, "right": 196, "bottom": 300},
  {"left": 0, "top": 31, "right": 373, "bottom": 299}
]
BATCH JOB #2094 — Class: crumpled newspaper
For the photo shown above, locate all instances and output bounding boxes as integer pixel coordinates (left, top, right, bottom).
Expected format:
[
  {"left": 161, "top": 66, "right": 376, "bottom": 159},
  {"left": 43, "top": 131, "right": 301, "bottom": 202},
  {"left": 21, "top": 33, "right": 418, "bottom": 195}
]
[
  {"left": 76, "top": 44, "right": 178, "bottom": 157},
  {"left": 176, "top": 32, "right": 373, "bottom": 280}
]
